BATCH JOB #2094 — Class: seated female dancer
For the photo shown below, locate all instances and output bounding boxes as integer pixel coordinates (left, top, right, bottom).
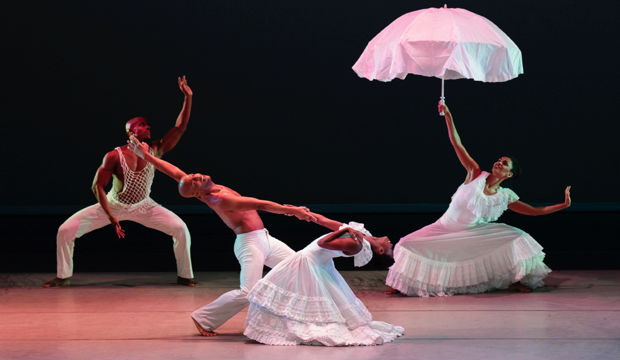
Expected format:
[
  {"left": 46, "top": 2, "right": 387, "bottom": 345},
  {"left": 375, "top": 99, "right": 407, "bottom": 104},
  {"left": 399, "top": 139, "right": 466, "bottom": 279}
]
[
  {"left": 244, "top": 213, "right": 404, "bottom": 346},
  {"left": 385, "top": 103, "right": 571, "bottom": 297}
]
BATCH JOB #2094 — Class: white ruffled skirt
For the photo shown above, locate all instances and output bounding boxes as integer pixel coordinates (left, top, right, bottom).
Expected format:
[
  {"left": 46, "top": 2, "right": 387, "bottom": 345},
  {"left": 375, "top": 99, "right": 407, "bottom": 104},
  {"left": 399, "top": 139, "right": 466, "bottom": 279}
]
[
  {"left": 244, "top": 252, "right": 404, "bottom": 346},
  {"left": 386, "top": 219, "right": 551, "bottom": 297}
]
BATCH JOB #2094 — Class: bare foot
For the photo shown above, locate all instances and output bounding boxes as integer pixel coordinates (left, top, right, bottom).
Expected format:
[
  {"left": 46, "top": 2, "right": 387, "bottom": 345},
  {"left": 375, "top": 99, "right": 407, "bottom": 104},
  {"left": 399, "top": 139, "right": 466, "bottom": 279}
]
[
  {"left": 508, "top": 282, "right": 532, "bottom": 293},
  {"left": 192, "top": 317, "right": 218, "bottom": 336},
  {"left": 42, "top": 277, "right": 70, "bottom": 288},
  {"left": 177, "top": 277, "right": 199, "bottom": 287},
  {"left": 385, "top": 288, "right": 401, "bottom": 295}
]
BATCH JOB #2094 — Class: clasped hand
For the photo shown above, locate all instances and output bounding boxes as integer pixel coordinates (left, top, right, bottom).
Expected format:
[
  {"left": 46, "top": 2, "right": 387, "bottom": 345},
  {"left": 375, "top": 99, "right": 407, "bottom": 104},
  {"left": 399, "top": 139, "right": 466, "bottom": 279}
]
[
  {"left": 438, "top": 101, "right": 450, "bottom": 115},
  {"left": 283, "top": 204, "right": 317, "bottom": 222},
  {"left": 346, "top": 228, "right": 365, "bottom": 243}
]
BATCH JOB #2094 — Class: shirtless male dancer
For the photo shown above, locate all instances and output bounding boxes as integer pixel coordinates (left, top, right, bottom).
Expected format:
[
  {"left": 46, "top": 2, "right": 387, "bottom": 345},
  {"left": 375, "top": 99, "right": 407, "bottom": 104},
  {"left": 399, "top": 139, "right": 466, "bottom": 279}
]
[
  {"left": 43, "top": 76, "right": 197, "bottom": 288},
  {"left": 128, "top": 137, "right": 316, "bottom": 336}
]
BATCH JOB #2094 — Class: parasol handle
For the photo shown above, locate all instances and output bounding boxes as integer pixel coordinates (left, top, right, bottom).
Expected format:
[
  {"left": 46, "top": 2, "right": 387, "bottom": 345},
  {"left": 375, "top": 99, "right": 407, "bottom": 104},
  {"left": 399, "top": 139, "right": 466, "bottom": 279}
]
[{"left": 439, "top": 75, "right": 445, "bottom": 116}]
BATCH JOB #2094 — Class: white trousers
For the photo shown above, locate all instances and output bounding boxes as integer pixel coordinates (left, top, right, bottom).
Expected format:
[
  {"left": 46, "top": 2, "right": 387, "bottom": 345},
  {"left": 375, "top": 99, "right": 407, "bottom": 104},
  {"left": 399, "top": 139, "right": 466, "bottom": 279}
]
[
  {"left": 56, "top": 203, "right": 193, "bottom": 279},
  {"left": 191, "top": 229, "right": 294, "bottom": 331}
]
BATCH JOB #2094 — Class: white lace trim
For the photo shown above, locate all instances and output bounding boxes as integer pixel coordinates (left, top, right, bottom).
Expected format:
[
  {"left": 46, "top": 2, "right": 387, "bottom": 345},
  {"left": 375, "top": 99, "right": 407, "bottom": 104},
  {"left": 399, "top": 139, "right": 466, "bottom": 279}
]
[
  {"left": 244, "top": 304, "right": 404, "bottom": 346},
  {"left": 246, "top": 279, "right": 372, "bottom": 327},
  {"left": 338, "top": 222, "right": 373, "bottom": 267},
  {"left": 386, "top": 234, "right": 551, "bottom": 297},
  {"left": 465, "top": 172, "right": 519, "bottom": 223}
]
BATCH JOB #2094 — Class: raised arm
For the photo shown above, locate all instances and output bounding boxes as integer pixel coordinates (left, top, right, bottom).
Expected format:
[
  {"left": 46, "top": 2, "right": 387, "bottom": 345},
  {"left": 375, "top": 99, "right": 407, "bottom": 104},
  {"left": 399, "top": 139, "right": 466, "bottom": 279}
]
[
  {"left": 91, "top": 151, "right": 125, "bottom": 238},
  {"left": 317, "top": 228, "right": 364, "bottom": 254},
  {"left": 152, "top": 76, "right": 193, "bottom": 157},
  {"left": 129, "top": 136, "right": 187, "bottom": 182},
  {"left": 439, "top": 103, "right": 481, "bottom": 183},
  {"left": 508, "top": 186, "right": 572, "bottom": 216},
  {"left": 217, "top": 195, "right": 316, "bottom": 222}
]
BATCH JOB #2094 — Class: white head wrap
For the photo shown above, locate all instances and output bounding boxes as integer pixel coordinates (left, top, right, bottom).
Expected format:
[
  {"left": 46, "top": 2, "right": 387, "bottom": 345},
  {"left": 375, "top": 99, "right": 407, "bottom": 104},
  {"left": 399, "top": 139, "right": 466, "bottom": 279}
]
[{"left": 338, "top": 221, "right": 373, "bottom": 267}]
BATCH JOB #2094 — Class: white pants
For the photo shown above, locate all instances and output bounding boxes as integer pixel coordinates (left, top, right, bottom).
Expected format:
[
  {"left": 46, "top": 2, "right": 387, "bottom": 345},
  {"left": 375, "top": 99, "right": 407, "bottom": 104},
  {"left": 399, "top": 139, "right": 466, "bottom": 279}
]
[
  {"left": 56, "top": 203, "right": 193, "bottom": 279},
  {"left": 191, "top": 229, "right": 294, "bottom": 331}
]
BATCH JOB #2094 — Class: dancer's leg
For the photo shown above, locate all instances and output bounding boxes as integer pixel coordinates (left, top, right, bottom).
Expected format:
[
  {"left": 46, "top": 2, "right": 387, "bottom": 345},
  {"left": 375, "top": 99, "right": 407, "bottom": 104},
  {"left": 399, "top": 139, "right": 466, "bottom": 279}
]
[
  {"left": 263, "top": 232, "right": 295, "bottom": 268},
  {"left": 133, "top": 205, "right": 194, "bottom": 281},
  {"left": 191, "top": 232, "right": 267, "bottom": 334},
  {"left": 46, "top": 204, "right": 115, "bottom": 286}
]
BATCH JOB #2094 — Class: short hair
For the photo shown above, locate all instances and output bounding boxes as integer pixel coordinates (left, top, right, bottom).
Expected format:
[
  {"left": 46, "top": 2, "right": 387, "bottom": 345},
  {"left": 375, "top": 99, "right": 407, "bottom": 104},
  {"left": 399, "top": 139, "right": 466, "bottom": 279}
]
[
  {"left": 125, "top": 117, "right": 147, "bottom": 134},
  {"left": 370, "top": 253, "right": 395, "bottom": 270},
  {"left": 505, "top": 156, "right": 522, "bottom": 182}
]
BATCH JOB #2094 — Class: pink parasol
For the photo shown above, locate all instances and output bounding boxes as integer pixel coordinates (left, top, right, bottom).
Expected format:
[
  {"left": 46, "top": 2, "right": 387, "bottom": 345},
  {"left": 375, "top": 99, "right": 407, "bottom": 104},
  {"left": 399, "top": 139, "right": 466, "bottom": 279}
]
[{"left": 352, "top": 5, "right": 523, "bottom": 114}]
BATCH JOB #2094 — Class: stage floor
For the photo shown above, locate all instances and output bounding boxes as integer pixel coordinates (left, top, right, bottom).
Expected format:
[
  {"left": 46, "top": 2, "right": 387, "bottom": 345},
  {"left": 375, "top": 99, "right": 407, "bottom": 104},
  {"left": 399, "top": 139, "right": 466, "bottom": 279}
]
[{"left": 1, "top": 271, "right": 619, "bottom": 360}]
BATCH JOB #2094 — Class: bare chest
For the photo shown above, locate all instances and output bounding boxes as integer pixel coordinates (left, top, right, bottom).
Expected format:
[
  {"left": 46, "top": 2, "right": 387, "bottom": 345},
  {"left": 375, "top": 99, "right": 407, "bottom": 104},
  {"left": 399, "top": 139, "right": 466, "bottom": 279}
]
[{"left": 199, "top": 191, "right": 259, "bottom": 222}]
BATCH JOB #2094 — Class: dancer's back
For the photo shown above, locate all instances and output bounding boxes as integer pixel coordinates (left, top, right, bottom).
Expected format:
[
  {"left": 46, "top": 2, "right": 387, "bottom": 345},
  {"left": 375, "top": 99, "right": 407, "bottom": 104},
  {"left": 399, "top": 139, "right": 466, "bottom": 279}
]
[{"left": 193, "top": 184, "right": 267, "bottom": 235}]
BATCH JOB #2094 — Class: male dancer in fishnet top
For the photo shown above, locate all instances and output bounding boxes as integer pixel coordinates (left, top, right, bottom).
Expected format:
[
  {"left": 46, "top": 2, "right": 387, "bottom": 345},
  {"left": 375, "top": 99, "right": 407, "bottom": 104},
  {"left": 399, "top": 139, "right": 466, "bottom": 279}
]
[{"left": 43, "top": 76, "right": 198, "bottom": 287}]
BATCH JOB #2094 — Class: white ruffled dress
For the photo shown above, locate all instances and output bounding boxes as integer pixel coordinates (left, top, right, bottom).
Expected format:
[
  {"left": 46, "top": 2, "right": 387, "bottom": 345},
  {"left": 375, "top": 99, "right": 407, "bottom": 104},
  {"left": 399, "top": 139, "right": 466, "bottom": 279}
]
[
  {"left": 244, "top": 224, "right": 404, "bottom": 346},
  {"left": 387, "top": 172, "right": 551, "bottom": 297}
]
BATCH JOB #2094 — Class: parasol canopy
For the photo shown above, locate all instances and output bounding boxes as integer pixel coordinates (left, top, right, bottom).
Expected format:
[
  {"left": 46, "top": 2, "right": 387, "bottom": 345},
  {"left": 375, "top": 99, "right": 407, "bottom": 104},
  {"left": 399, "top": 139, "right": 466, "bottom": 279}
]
[{"left": 352, "top": 5, "right": 523, "bottom": 99}]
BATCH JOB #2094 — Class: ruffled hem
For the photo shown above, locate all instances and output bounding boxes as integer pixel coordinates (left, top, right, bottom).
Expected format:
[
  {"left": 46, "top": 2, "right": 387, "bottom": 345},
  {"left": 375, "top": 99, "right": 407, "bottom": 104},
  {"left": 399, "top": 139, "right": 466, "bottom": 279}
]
[
  {"left": 386, "top": 235, "right": 551, "bottom": 297},
  {"left": 246, "top": 279, "right": 372, "bottom": 327},
  {"left": 244, "top": 304, "right": 403, "bottom": 346},
  {"left": 464, "top": 172, "right": 519, "bottom": 223}
]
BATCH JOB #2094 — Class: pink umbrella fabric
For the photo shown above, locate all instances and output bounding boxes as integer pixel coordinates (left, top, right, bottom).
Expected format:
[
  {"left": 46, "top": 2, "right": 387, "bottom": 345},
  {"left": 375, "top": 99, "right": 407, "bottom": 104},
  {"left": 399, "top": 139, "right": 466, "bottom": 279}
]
[{"left": 352, "top": 6, "right": 523, "bottom": 83}]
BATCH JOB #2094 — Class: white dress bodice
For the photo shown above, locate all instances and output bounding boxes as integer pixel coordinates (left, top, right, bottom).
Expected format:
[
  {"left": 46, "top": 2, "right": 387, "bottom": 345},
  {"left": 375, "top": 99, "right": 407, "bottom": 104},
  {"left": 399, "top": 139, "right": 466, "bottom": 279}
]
[
  {"left": 298, "top": 237, "right": 350, "bottom": 265},
  {"left": 441, "top": 171, "right": 519, "bottom": 228}
]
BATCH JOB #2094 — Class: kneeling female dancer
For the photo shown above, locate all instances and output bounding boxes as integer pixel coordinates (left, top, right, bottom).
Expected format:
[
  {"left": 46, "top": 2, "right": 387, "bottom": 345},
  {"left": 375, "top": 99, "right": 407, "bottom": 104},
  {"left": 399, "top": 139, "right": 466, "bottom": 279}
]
[
  {"left": 244, "top": 213, "right": 404, "bottom": 346},
  {"left": 385, "top": 103, "right": 571, "bottom": 297}
]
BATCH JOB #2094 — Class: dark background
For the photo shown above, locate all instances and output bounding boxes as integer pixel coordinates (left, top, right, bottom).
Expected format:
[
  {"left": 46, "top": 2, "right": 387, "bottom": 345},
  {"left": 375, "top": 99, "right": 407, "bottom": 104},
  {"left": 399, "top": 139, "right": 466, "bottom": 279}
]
[{"left": 1, "top": 1, "right": 618, "bottom": 273}]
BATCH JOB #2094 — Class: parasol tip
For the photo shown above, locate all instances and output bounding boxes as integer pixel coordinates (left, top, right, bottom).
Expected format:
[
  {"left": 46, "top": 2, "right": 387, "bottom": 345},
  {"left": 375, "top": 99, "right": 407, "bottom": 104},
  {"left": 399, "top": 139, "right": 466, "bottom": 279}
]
[{"left": 444, "top": 4, "right": 447, "bottom": 8}]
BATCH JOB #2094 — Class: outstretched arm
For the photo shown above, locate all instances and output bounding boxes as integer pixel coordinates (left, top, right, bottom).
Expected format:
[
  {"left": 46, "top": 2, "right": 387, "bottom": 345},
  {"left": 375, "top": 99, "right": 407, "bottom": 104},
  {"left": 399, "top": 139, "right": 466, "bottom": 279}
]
[
  {"left": 307, "top": 212, "right": 343, "bottom": 231},
  {"left": 153, "top": 76, "right": 193, "bottom": 157},
  {"left": 508, "top": 186, "right": 572, "bottom": 216},
  {"left": 439, "top": 103, "right": 481, "bottom": 183},
  {"left": 281, "top": 207, "right": 344, "bottom": 230},
  {"left": 91, "top": 152, "right": 125, "bottom": 238},
  {"left": 217, "top": 195, "right": 316, "bottom": 221},
  {"left": 129, "top": 136, "right": 187, "bottom": 182}
]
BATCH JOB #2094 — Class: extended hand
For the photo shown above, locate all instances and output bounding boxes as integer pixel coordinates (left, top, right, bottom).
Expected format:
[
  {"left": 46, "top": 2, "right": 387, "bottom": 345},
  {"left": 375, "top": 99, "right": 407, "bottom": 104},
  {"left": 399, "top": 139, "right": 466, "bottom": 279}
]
[
  {"left": 178, "top": 76, "right": 192, "bottom": 96},
  {"left": 564, "top": 186, "right": 572, "bottom": 207},
  {"left": 109, "top": 216, "right": 125, "bottom": 239},
  {"left": 128, "top": 136, "right": 150, "bottom": 158}
]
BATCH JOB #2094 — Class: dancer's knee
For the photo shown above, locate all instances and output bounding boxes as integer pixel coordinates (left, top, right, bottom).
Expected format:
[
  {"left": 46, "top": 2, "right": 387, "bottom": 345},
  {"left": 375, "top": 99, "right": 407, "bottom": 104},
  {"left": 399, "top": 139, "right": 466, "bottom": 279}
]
[
  {"left": 57, "top": 223, "right": 75, "bottom": 244},
  {"left": 171, "top": 220, "right": 190, "bottom": 238}
]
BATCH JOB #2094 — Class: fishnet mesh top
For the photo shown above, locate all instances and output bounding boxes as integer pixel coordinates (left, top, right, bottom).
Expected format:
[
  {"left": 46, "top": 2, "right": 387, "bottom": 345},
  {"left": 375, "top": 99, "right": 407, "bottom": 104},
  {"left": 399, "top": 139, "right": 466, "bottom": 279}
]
[{"left": 106, "top": 147, "right": 158, "bottom": 214}]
